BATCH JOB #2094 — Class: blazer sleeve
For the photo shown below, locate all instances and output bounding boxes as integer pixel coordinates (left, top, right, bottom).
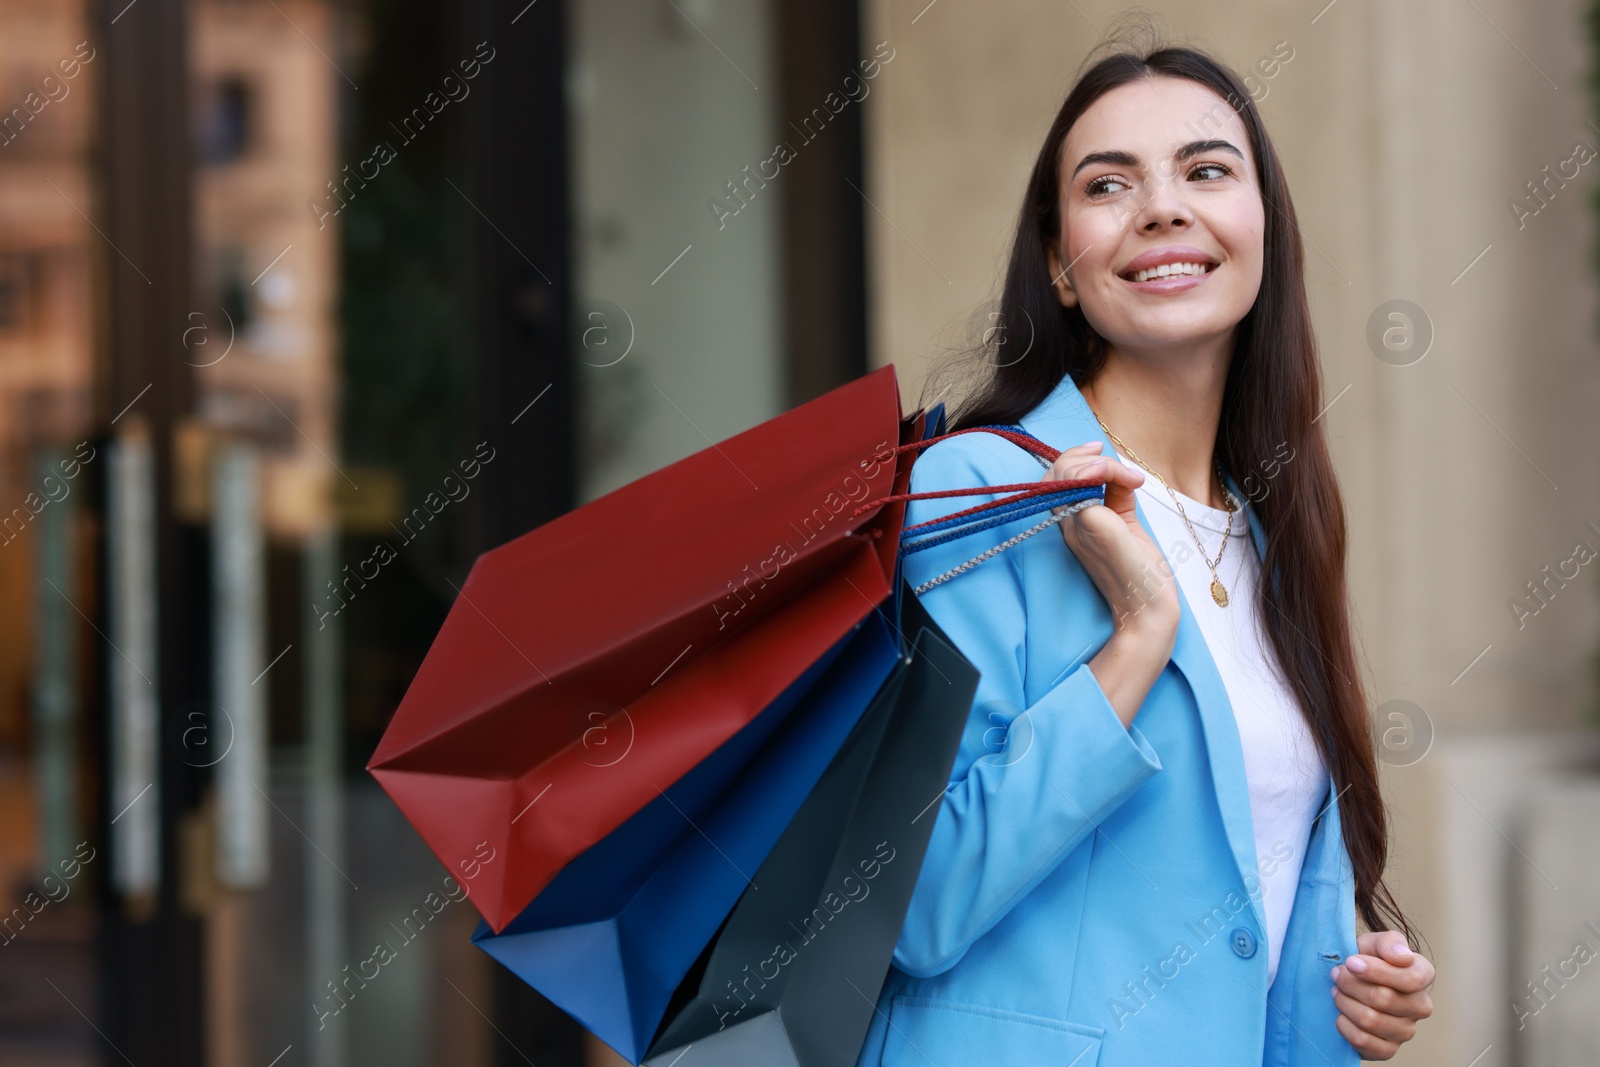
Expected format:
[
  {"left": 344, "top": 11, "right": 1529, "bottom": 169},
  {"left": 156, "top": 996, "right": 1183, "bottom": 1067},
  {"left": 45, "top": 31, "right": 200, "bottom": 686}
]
[{"left": 890, "top": 433, "right": 1165, "bottom": 979}]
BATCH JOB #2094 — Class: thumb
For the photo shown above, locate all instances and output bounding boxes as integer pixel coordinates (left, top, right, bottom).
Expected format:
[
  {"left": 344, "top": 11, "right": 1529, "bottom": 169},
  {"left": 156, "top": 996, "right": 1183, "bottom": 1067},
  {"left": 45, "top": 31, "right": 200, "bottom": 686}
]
[
  {"left": 1098, "top": 456, "right": 1146, "bottom": 516},
  {"left": 1357, "top": 929, "right": 1414, "bottom": 965},
  {"left": 1380, "top": 935, "right": 1414, "bottom": 965}
]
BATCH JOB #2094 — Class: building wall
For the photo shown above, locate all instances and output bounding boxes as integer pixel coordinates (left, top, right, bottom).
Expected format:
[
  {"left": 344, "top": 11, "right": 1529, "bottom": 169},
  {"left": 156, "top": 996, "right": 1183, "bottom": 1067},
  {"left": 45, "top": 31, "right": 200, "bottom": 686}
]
[{"left": 860, "top": 1, "right": 1600, "bottom": 1064}]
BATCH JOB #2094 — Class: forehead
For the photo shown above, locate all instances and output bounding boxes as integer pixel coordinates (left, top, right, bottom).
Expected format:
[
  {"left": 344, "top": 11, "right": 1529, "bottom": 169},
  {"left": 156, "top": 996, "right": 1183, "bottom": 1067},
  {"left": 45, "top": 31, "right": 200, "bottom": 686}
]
[{"left": 1061, "top": 75, "right": 1255, "bottom": 170}]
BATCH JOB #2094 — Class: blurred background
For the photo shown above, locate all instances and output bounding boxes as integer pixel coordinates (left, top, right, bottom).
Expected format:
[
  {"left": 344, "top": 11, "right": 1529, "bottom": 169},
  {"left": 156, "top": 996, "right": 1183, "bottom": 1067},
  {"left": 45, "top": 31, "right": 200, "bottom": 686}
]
[{"left": 0, "top": 0, "right": 1595, "bottom": 1064}]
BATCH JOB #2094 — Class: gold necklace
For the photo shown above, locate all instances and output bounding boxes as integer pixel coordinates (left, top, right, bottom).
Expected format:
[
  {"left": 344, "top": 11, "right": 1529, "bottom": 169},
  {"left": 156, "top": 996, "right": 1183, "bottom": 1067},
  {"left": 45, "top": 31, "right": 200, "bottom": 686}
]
[{"left": 1094, "top": 415, "right": 1239, "bottom": 608}]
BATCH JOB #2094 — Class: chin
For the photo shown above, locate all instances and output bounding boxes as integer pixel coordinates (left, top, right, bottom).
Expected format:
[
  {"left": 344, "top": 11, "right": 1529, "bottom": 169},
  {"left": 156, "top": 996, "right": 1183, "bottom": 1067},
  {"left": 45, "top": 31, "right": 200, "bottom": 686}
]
[{"left": 1096, "top": 313, "right": 1246, "bottom": 351}]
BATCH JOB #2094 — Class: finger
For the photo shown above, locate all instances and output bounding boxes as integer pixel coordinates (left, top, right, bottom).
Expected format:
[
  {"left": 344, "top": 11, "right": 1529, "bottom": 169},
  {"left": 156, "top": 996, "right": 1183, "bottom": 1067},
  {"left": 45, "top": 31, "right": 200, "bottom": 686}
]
[
  {"left": 1043, "top": 444, "right": 1125, "bottom": 482},
  {"left": 1411, "top": 952, "right": 1437, "bottom": 990},
  {"left": 1358, "top": 930, "right": 1414, "bottom": 968},
  {"left": 1334, "top": 987, "right": 1417, "bottom": 1045},
  {"left": 1043, "top": 452, "right": 1144, "bottom": 522},
  {"left": 1334, "top": 1011, "right": 1399, "bottom": 1061},
  {"left": 1043, "top": 448, "right": 1103, "bottom": 477},
  {"left": 1332, "top": 963, "right": 1433, "bottom": 1017},
  {"left": 1044, "top": 455, "right": 1108, "bottom": 487},
  {"left": 1046, "top": 441, "right": 1102, "bottom": 467},
  {"left": 1340, "top": 951, "right": 1434, "bottom": 995},
  {"left": 1044, "top": 457, "right": 1141, "bottom": 506},
  {"left": 1097, "top": 458, "right": 1145, "bottom": 513},
  {"left": 1101, "top": 457, "right": 1144, "bottom": 486}
]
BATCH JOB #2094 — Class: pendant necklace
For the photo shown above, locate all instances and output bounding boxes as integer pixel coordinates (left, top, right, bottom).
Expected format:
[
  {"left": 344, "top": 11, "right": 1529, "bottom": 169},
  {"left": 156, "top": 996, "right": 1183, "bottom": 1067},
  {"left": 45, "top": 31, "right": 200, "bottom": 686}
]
[{"left": 1094, "top": 416, "right": 1239, "bottom": 608}]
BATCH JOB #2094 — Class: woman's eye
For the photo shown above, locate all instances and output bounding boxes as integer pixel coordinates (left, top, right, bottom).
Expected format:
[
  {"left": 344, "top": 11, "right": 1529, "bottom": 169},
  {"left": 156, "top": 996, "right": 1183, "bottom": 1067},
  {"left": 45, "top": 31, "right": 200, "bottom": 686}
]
[
  {"left": 1085, "top": 175, "right": 1130, "bottom": 197},
  {"left": 1190, "top": 162, "right": 1233, "bottom": 181}
]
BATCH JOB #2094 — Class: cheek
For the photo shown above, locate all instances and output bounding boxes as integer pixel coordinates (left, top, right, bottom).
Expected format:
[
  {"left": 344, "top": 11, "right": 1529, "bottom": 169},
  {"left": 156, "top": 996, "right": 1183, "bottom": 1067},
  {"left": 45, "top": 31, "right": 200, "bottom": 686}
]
[
  {"left": 1063, "top": 203, "right": 1116, "bottom": 251},
  {"left": 1060, "top": 212, "right": 1119, "bottom": 283},
  {"left": 1216, "top": 201, "right": 1267, "bottom": 266},
  {"left": 1216, "top": 210, "right": 1267, "bottom": 311}
]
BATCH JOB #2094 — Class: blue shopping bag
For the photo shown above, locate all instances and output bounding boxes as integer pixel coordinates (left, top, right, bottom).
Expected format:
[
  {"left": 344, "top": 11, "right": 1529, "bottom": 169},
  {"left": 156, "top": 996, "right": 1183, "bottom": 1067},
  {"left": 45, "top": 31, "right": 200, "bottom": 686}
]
[
  {"left": 470, "top": 609, "right": 900, "bottom": 1063},
  {"left": 637, "top": 572, "right": 977, "bottom": 1067}
]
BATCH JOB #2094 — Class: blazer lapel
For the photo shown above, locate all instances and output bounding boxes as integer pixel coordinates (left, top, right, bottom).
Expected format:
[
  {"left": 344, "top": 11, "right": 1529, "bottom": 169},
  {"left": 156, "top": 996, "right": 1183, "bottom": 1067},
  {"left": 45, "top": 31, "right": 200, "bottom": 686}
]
[{"left": 1019, "top": 372, "right": 1268, "bottom": 936}]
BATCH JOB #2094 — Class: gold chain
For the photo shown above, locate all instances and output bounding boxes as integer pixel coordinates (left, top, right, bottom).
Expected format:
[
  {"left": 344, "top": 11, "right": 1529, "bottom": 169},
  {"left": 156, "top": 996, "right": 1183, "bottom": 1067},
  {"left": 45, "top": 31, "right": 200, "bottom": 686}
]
[{"left": 1093, "top": 415, "right": 1239, "bottom": 608}]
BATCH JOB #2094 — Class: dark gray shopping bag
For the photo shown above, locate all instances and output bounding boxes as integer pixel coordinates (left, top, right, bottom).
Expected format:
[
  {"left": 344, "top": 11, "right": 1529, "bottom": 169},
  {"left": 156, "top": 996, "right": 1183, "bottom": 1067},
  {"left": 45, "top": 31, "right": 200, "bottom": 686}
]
[{"left": 643, "top": 581, "right": 978, "bottom": 1067}]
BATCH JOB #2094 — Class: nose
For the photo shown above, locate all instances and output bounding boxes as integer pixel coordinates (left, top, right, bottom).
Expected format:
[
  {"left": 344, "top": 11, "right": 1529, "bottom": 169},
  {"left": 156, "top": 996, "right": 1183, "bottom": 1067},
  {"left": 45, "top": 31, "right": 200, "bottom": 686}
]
[{"left": 1131, "top": 172, "right": 1195, "bottom": 231}]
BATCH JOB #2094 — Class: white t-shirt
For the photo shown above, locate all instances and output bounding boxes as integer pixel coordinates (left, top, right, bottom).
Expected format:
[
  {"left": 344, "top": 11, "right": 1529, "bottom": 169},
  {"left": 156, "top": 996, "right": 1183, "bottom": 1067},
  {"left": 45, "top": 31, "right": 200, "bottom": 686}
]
[{"left": 1114, "top": 450, "right": 1329, "bottom": 989}]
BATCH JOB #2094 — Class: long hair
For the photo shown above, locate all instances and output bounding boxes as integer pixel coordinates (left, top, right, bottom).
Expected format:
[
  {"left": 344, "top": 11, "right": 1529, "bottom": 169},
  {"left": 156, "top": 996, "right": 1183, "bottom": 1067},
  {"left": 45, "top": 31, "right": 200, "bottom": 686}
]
[{"left": 947, "top": 45, "right": 1418, "bottom": 948}]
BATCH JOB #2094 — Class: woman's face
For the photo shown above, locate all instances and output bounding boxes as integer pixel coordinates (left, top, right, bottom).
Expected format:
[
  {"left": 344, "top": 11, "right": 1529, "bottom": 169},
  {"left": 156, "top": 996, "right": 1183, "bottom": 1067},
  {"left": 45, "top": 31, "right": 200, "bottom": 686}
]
[{"left": 1049, "top": 75, "right": 1266, "bottom": 355}]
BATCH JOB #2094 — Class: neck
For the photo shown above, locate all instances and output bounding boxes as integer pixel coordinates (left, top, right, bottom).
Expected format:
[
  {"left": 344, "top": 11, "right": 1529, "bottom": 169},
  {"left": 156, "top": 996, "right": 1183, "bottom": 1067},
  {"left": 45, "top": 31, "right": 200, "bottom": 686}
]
[{"left": 1080, "top": 338, "right": 1231, "bottom": 509}]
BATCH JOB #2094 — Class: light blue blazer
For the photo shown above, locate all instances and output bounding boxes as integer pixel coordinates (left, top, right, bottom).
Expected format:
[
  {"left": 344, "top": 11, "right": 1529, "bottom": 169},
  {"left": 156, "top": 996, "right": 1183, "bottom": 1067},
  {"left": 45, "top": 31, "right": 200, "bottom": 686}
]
[{"left": 856, "top": 370, "right": 1360, "bottom": 1067}]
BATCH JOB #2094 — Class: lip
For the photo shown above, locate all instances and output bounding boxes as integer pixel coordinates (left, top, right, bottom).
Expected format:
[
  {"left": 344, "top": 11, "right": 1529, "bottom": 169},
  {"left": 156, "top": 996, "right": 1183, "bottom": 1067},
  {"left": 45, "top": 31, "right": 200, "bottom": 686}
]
[{"left": 1117, "top": 245, "right": 1220, "bottom": 295}]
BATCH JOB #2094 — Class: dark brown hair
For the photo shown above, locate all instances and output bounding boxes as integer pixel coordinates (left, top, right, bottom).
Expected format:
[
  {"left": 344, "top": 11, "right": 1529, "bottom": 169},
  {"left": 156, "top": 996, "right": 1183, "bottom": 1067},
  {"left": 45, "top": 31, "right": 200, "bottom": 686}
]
[{"left": 947, "top": 44, "right": 1418, "bottom": 948}]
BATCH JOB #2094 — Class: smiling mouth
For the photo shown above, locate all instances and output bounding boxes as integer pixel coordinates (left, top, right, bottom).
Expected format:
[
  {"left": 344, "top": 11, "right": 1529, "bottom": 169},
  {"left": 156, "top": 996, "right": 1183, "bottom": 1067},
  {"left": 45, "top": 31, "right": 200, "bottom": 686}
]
[{"left": 1119, "top": 261, "right": 1218, "bottom": 283}]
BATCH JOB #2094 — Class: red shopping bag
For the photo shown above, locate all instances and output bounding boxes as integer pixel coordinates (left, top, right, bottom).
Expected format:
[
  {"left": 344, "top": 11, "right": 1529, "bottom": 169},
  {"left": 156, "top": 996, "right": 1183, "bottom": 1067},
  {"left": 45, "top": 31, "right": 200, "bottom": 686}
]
[{"left": 368, "top": 367, "right": 919, "bottom": 932}]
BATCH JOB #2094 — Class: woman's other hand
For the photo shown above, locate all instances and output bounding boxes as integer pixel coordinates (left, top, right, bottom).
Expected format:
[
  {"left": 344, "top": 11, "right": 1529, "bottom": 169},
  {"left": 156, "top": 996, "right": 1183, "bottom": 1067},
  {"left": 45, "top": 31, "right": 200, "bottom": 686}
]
[{"left": 1332, "top": 930, "right": 1435, "bottom": 1059}]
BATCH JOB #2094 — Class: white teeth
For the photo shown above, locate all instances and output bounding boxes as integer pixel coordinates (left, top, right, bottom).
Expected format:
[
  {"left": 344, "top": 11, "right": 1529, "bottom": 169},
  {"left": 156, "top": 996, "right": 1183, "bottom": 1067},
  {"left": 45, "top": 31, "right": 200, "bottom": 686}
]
[{"left": 1130, "top": 261, "right": 1210, "bottom": 283}]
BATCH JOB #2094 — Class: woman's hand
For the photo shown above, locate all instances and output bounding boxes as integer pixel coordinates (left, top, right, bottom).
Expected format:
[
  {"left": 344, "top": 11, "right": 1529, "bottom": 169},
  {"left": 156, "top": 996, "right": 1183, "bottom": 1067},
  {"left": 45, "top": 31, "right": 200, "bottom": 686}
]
[
  {"left": 1048, "top": 441, "right": 1179, "bottom": 728},
  {"left": 1047, "top": 441, "right": 1179, "bottom": 635},
  {"left": 1332, "top": 931, "right": 1435, "bottom": 1059}
]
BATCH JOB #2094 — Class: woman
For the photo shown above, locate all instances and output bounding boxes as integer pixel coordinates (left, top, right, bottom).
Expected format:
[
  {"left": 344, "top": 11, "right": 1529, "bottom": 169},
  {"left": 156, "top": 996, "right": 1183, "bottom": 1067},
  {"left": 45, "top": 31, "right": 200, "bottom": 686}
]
[{"left": 857, "top": 45, "right": 1436, "bottom": 1066}]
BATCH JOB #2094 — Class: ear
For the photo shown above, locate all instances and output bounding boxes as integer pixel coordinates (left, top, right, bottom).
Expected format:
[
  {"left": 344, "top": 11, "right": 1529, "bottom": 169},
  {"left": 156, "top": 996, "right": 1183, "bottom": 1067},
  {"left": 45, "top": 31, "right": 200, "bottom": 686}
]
[{"left": 1045, "top": 239, "right": 1080, "bottom": 309}]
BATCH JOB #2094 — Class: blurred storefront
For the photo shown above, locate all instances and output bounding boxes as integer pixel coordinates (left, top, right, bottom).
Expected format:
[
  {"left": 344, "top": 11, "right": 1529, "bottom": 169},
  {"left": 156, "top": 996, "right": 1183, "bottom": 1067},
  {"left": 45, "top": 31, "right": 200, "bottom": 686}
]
[
  {"left": 0, "top": 1, "right": 106, "bottom": 1061},
  {"left": 0, "top": 0, "right": 867, "bottom": 1064}
]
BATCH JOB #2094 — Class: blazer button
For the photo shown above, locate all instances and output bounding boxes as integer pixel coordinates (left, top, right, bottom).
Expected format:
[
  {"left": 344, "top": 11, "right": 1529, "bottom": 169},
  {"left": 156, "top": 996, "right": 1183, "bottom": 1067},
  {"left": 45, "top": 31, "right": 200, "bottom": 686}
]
[{"left": 1230, "top": 928, "right": 1257, "bottom": 959}]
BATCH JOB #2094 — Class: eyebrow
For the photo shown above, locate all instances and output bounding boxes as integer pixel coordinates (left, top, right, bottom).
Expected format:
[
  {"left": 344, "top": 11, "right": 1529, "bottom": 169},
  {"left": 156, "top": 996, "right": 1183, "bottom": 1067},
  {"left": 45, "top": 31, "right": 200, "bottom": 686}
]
[{"left": 1070, "top": 139, "right": 1246, "bottom": 179}]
